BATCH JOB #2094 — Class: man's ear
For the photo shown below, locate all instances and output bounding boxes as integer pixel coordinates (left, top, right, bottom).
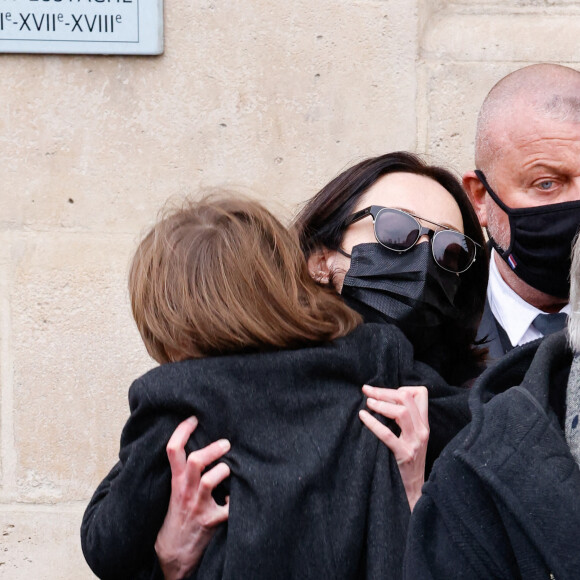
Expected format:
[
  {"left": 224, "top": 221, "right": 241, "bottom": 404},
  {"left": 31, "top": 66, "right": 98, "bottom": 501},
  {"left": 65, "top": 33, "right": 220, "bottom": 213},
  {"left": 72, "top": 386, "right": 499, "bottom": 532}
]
[
  {"left": 307, "top": 248, "right": 333, "bottom": 285},
  {"left": 463, "top": 171, "right": 488, "bottom": 227}
]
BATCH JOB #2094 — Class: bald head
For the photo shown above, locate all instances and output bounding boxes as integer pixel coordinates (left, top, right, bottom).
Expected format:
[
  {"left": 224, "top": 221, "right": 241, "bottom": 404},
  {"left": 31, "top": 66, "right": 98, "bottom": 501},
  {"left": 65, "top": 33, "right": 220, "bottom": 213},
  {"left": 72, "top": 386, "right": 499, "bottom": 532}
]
[{"left": 475, "top": 64, "right": 580, "bottom": 172}]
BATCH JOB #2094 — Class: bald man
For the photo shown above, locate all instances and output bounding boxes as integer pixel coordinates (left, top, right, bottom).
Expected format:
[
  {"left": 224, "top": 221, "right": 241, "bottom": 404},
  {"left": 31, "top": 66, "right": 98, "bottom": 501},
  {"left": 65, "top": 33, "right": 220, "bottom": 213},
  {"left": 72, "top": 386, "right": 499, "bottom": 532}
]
[
  {"left": 402, "top": 65, "right": 580, "bottom": 578},
  {"left": 463, "top": 64, "right": 580, "bottom": 359}
]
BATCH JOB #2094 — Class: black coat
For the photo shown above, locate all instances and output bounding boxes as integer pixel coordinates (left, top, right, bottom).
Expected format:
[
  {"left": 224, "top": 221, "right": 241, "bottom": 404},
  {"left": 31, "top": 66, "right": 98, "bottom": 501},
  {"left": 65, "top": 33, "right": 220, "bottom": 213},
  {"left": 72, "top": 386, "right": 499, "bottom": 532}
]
[
  {"left": 81, "top": 323, "right": 469, "bottom": 580},
  {"left": 404, "top": 330, "right": 580, "bottom": 579}
]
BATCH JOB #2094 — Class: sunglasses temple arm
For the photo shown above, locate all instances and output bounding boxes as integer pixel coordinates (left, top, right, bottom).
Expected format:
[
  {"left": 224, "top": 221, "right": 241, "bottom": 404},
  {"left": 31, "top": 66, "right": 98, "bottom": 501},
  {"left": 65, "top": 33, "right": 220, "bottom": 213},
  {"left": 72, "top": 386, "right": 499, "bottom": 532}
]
[{"left": 343, "top": 207, "right": 373, "bottom": 228}]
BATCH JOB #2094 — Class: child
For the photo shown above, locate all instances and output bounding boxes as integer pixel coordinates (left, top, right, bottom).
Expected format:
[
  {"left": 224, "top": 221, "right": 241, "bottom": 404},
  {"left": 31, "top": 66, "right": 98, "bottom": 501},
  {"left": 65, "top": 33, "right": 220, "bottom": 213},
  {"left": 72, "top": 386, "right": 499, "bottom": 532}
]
[{"left": 81, "top": 196, "right": 437, "bottom": 580}]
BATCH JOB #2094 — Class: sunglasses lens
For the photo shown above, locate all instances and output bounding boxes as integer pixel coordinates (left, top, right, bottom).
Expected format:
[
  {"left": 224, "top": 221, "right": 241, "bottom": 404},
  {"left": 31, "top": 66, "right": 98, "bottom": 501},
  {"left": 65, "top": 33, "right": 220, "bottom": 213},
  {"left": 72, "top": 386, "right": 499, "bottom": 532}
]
[
  {"left": 374, "top": 209, "right": 420, "bottom": 251},
  {"left": 432, "top": 231, "right": 475, "bottom": 273}
]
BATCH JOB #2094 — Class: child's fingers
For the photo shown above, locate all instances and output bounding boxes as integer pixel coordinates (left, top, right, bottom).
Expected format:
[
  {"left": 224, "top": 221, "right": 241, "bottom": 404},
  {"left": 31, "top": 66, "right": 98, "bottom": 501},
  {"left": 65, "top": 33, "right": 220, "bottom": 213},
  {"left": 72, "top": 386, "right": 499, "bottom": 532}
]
[{"left": 166, "top": 416, "right": 199, "bottom": 474}]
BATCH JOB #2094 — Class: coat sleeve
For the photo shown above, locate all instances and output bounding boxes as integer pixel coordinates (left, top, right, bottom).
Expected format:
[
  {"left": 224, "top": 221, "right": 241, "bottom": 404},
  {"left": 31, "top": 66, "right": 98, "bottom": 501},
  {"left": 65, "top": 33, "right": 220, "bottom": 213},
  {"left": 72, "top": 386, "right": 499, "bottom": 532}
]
[
  {"left": 403, "top": 448, "right": 521, "bottom": 580},
  {"left": 403, "top": 492, "right": 482, "bottom": 579},
  {"left": 81, "top": 379, "right": 183, "bottom": 580}
]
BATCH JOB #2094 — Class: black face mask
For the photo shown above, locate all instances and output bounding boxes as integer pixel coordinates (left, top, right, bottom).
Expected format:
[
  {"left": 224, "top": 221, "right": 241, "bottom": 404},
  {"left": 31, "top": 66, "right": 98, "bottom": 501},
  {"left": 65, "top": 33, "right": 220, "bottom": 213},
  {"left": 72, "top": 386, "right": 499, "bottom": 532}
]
[
  {"left": 475, "top": 170, "right": 580, "bottom": 299},
  {"left": 340, "top": 242, "right": 461, "bottom": 352}
]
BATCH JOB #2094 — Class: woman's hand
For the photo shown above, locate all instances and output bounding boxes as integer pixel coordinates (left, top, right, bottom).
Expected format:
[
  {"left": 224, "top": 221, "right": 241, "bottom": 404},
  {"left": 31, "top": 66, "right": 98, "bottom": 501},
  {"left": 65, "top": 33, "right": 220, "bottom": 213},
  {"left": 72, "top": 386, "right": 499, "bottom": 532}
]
[
  {"left": 359, "top": 385, "right": 429, "bottom": 511},
  {"left": 155, "top": 417, "right": 231, "bottom": 580}
]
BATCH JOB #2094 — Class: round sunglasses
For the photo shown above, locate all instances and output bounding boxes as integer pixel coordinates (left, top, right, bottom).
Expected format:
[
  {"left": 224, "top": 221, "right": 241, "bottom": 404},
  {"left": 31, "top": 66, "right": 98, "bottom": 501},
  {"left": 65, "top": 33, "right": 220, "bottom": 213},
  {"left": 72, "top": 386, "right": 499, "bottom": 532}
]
[{"left": 341, "top": 206, "right": 480, "bottom": 274}]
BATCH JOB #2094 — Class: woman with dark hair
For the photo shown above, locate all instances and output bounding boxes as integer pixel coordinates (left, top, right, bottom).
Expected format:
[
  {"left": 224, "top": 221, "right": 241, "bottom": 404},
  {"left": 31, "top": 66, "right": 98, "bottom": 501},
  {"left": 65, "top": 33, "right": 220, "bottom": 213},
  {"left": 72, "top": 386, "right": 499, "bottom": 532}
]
[
  {"left": 150, "top": 152, "right": 488, "bottom": 579},
  {"left": 294, "top": 151, "right": 488, "bottom": 385},
  {"left": 149, "top": 153, "right": 490, "bottom": 579}
]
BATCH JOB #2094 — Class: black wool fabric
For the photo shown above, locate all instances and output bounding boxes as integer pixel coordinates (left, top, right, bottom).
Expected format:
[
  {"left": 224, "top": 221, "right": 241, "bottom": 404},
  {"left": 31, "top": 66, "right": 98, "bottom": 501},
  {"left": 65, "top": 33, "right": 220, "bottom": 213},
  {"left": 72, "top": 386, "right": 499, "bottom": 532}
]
[
  {"left": 404, "top": 330, "right": 580, "bottom": 580},
  {"left": 81, "top": 323, "right": 468, "bottom": 580}
]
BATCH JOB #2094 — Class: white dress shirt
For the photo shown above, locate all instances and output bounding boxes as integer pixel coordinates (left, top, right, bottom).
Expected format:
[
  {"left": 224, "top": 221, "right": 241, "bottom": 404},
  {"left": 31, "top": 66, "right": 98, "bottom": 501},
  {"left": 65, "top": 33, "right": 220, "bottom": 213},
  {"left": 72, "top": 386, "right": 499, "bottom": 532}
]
[{"left": 487, "top": 249, "right": 571, "bottom": 348}]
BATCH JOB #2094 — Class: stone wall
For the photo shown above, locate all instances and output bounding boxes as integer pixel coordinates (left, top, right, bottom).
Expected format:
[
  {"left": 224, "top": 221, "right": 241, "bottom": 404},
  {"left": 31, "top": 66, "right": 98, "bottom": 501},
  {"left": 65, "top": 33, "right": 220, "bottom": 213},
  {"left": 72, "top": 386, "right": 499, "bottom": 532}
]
[{"left": 1, "top": 1, "right": 578, "bottom": 577}]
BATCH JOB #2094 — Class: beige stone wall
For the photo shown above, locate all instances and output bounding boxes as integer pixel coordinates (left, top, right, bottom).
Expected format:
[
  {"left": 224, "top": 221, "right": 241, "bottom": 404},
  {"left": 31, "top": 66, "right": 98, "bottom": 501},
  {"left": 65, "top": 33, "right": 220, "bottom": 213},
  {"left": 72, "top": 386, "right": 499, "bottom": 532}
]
[{"left": 0, "top": 1, "right": 578, "bottom": 577}]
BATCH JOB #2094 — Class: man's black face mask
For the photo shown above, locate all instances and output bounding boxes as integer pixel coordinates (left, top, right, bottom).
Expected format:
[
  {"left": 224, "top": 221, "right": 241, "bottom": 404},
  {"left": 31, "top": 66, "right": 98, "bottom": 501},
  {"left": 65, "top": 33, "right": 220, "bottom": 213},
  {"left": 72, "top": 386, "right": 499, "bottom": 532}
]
[
  {"left": 340, "top": 242, "right": 461, "bottom": 352},
  {"left": 475, "top": 170, "right": 580, "bottom": 299}
]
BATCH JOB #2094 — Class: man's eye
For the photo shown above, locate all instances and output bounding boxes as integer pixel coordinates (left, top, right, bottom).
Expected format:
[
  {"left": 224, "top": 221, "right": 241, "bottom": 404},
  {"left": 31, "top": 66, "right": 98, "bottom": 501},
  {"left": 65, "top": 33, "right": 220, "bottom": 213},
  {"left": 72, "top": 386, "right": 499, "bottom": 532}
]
[{"left": 537, "top": 180, "right": 555, "bottom": 190}]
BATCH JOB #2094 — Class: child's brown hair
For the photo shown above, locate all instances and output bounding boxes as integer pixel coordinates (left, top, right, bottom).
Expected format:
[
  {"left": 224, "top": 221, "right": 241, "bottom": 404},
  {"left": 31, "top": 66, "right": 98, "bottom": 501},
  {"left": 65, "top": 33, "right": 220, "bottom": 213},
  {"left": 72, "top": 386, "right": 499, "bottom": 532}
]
[{"left": 129, "top": 195, "right": 361, "bottom": 364}]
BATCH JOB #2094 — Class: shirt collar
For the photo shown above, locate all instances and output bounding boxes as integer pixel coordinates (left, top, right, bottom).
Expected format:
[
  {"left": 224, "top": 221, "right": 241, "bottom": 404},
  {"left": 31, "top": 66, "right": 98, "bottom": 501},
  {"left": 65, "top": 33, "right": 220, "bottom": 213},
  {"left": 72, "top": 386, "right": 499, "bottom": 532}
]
[{"left": 487, "top": 249, "right": 571, "bottom": 347}]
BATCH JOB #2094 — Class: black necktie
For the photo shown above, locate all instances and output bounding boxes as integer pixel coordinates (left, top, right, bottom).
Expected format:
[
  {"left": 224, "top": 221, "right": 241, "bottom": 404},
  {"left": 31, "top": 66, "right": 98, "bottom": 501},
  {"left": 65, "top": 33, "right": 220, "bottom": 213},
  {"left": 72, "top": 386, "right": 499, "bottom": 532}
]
[{"left": 532, "top": 312, "right": 568, "bottom": 336}]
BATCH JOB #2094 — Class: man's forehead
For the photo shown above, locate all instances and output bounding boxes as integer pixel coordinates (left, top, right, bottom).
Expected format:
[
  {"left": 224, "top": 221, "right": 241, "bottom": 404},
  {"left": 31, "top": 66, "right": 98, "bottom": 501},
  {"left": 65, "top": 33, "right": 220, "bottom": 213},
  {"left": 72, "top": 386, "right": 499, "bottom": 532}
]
[
  {"left": 502, "top": 109, "right": 580, "bottom": 146},
  {"left": 543, "top": 94, "right": 580, "bottom": 124},
  {"left": 487, "top": 102, "right": 580, "bottom": 151},
  {"left": 476, "top": 65, "right": 580, "bottom": 165},
  {"left": 482, "top": 112, "right": 580, "bottom": 181},
  {"left": 484, "top": 64, "right": 580, "bottom": 107}
]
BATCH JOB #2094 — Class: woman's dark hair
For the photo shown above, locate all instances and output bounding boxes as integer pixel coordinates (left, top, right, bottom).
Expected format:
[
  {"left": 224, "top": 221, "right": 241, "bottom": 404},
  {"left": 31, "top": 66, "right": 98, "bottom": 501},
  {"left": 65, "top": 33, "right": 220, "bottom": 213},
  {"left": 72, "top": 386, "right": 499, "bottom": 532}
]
[{"left": 292, "top": 151, "right": 489, "bottom": 384}]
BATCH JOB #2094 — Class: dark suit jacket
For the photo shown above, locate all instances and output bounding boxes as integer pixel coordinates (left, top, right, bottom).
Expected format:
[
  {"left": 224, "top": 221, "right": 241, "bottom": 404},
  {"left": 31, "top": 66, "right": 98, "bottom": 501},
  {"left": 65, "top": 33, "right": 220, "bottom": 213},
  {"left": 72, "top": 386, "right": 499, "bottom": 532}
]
[{"left": 476, "top": 298, "right": 508, "bottom": 362}]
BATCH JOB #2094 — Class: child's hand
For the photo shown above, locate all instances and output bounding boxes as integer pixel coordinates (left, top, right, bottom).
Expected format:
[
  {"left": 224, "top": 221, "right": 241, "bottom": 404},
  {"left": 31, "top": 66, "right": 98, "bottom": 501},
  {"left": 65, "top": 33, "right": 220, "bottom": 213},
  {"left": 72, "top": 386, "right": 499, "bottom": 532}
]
[{"left": 155, "top": 417, "right": 230, "bottom": 580}]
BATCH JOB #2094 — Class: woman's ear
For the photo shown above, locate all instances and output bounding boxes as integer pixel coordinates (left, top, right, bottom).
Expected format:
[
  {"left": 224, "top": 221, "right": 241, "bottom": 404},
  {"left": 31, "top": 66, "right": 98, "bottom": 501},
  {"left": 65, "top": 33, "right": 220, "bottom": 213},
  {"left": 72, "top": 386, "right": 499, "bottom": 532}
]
[{"left": 307, "top": 248, "right": 333, "bottom": 285}]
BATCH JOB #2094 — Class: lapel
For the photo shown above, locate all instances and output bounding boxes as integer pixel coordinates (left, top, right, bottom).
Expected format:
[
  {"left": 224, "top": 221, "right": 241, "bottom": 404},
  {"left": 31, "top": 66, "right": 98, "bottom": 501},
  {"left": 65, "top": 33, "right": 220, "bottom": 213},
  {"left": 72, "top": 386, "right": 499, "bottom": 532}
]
[{"left": 476, "top": 298, "right": 508, "bottom": 361}]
